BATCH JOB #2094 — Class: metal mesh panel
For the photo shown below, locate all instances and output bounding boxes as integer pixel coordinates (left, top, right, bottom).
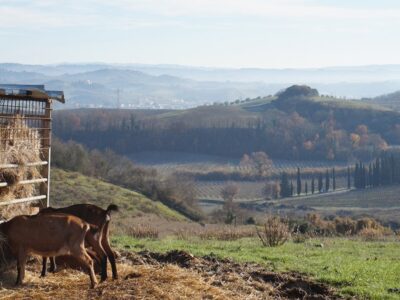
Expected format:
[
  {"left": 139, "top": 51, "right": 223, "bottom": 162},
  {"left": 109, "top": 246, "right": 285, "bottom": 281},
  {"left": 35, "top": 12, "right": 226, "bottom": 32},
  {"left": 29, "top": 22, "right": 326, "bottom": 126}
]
[{"left": 0, "top": 98, "right": 50, "bottom": 156}]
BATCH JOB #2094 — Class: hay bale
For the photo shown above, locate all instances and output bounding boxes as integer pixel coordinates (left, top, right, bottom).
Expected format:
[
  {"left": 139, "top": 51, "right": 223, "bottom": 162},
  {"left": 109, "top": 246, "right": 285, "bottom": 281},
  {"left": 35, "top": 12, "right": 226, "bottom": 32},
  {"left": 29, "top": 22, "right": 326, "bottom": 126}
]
[{"left": 0, "top": 115, "right": 43, "bottom": 219}]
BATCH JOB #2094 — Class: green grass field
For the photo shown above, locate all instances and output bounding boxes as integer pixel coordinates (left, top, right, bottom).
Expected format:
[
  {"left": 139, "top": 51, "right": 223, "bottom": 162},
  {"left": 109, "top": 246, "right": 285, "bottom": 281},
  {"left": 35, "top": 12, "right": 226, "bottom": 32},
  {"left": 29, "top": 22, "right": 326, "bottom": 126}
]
[
  {"left": 113, "top": 236, "right": 400, "bottom": 299},
  {"left": 50, "top": 168, "right": 187, "bottom": 222}
]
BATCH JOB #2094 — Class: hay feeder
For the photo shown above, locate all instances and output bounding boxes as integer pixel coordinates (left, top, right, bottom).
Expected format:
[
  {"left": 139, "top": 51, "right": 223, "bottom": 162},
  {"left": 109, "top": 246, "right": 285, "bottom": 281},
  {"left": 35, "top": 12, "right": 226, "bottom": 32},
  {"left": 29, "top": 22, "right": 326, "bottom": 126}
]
[{"left": 0, "top": 84, "right": 65, "bottom": 220}]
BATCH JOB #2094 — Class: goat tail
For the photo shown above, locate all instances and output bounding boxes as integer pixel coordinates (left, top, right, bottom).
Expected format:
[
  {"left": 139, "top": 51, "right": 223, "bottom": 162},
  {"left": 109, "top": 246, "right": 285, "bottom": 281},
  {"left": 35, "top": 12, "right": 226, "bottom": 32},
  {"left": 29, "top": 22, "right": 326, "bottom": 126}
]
[{"left": 106, "top": 204, "right": 119, "bottom": 213}]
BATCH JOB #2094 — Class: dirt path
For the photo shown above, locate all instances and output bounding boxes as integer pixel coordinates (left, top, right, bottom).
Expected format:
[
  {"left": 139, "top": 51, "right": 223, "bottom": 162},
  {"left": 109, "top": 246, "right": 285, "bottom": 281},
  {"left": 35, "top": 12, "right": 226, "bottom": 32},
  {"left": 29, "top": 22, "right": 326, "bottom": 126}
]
[{"left": 0, "top": 250, "right": 345, "bottom": 299}]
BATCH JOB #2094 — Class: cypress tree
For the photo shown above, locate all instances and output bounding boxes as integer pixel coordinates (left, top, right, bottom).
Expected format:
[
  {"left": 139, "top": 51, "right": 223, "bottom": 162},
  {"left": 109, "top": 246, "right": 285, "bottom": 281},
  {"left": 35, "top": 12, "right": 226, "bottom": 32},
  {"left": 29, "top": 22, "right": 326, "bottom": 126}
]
[
  {"left": 347, "top": 166, "right": 351, "bottom": 189},
  {"left": 375, "top": 158, "right": 381, "bottom": 186},
  {"left": 318, "top": 173, "right": 323, "bottom": 193},
  {"left": 354, "top": 162, "right": 359, "bottom": 189},
  {"left": 290, "top": 181, "right": 294, "bottom": 196},
  {"left": 368, "top": 163, "right": 373, "bottom": 188},
  {"left": 391, "top": 155, "right": 395, "bottom": 184},
  {"left": 371, "top": 162, "right": 376, "bottom": 187},
  {"left": 361, "top": 163, "right": 366, "bottom": 189},
  {"left": 332, "top": 167, "right": 336, "bottom": 191},
  {"left": 296, "top": 167, "right": 301, "bottom": 196},
  {"left": 311, "top": 176, "right": 315, "bottom": 194},
  {"left": 381, "top": 157, "right": 387, "bottom": 185},
  {"left": 325, "top": 169, "right": 330, "bottom": 192},
  {"left": 280, "top": 172, "right": 291, "bottom": 198}
]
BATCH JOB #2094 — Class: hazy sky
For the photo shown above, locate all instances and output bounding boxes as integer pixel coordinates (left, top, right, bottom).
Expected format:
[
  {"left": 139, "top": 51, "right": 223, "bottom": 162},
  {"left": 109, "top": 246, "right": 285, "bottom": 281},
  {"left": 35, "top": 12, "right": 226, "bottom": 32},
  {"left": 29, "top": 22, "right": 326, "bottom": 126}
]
[{"left": 1, "top": 0, "right": 400, "bottom": 68}]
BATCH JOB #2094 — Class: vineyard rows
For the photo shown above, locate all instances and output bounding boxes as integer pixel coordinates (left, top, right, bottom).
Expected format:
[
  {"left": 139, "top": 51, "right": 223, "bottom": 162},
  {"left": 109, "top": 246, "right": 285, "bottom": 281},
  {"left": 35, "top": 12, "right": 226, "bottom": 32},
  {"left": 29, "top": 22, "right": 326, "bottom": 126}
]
[
  {"left": 194, "top": 181, "right": 265, "bottom": 201},
  {"left": 132, "top": 151, "right": 348, "bottom": 176}
]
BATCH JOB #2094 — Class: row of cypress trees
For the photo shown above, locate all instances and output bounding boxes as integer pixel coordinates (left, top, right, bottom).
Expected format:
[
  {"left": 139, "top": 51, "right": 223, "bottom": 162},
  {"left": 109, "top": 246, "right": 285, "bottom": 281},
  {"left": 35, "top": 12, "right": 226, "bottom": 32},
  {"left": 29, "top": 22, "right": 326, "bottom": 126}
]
[
  {"left": 280, "top": 167, "right": 338, "bottom": 197},
  {"left": 354, "top": 155, "right": 400, "bottom": 189},
  {"left": 280, "top": 154, "right": 400, "bottom": 198}
]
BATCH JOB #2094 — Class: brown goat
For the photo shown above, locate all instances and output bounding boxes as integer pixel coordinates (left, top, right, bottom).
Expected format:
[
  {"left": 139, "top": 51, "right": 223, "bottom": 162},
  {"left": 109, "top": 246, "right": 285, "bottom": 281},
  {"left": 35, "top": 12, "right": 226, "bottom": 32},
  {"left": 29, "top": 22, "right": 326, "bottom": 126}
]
[
  {"left": 0, "top": 213, "right": 98, "bottom": 288},
  {"left": 40, "top": 204, "right": 119, "bottom": 280}
]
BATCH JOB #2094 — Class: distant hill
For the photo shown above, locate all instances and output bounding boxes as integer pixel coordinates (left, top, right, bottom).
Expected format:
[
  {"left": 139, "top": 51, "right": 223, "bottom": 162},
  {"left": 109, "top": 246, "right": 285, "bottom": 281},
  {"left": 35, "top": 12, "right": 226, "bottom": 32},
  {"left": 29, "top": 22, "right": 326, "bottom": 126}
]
[
  {"left": 2, "top": 63, "right": 400, "bottom": 109},
  {"left": 0, "top": 65, "right": 278, "bottom": 109},
  {"left": 4, "top": 63, "right": 400, "bottom": 83}
]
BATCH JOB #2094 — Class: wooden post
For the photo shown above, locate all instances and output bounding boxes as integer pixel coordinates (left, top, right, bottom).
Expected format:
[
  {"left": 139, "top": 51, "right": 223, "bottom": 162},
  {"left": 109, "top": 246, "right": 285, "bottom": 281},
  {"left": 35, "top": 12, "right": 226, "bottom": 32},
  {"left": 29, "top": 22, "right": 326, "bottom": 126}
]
[{"left": 39, "top": 99, "right": 52, "bottom": 208}]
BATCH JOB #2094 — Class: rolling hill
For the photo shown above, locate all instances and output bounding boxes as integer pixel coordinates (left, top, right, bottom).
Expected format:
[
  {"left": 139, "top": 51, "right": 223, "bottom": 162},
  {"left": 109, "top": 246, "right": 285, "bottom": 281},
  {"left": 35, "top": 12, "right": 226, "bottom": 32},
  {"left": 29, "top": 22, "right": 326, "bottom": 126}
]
[
  {"left": 365, "top": 90, "right": 400, "bottom": 111},
  {"left": 50, "top": 168, "right": 187, "bottom": 233},
  {"left": 54, "top": 85, "right": 400, "bottom": 161}
]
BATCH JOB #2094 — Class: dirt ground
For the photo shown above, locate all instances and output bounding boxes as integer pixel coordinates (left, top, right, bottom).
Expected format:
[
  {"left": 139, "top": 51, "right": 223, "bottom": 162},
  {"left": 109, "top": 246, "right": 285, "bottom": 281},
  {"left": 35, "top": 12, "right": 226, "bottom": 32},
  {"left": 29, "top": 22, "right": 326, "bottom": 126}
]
[{"left": 0, "top": 250, "right": 343, "bottom": 299}]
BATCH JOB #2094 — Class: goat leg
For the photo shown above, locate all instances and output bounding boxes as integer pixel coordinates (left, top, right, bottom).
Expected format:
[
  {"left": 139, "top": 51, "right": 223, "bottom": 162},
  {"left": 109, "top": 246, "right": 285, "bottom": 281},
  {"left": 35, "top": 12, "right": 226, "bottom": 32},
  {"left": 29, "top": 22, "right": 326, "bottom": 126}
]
[
  {"left": 49, "top": 256, "right": 57, "bottom": 272},
  {"left": 41, "top": 257, "right": 47, "bottom": 277},
  {"left": 102, "top": 222, "right": 118, "bottom": 279},
  {"left": 15, "top": 249, "right": 26, "bottom": 285},
  {"left": 74, "top": 248, "right": 98, "bottom": 289},
  {"left": 86, "top": 231, "right": 108, "bottom": 281}
]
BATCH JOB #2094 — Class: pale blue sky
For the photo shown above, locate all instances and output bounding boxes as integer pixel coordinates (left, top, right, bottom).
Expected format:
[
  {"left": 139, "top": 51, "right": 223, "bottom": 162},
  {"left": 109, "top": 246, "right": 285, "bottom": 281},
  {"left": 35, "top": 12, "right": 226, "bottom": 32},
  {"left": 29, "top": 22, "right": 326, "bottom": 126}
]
[{"left": 1, "top": 0, "right": 400, "bottom": 68}]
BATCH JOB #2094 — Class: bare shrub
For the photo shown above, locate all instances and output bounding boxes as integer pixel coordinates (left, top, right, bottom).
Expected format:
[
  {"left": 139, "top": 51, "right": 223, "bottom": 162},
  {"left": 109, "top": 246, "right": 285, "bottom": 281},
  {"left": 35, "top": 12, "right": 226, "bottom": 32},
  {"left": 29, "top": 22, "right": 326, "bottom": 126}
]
[
  {"left": 263, "top": 181, "right": 281, "bottom": 199},
  {"left": 291, "top": 230, "right": 309, "bottom": 243},
  {"left": 334, "top": 217, "right": 357, "bottom": 236},
  {"left": 358, "top": 228, "right": 384, "bottom": 241},
  {"left": 306, "top": 213, "right": 335, "bottom": 236},
  {"left": 128, "top": 224, "right": 159, "bottom": 239},
  {"left": 304, "top": 214, "right": 393, "bottom": 237},
  {"left": 256, "top": 216, "right": 290, "bottom": 247},
  {"left": 221, "top": 183, "right": 239, "bottom": 224}
]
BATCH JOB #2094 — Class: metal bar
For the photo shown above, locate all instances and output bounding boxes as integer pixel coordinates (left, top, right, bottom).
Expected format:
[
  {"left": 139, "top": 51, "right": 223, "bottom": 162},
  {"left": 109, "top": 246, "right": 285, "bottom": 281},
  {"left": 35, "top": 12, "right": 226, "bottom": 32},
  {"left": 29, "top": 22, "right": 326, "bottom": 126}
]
[
  {"left": 0, "top": 147, "right": 50, "bottom": 153},
  {"left": 40, "top": 100, "right": 52, "bottom": 208},
  {"left": 0, "top": 115, "right": 51, "bottom": 120},
  {"left": 0, "top": 128, "right": 52, "bottom": 130},
  {"left": 0, "top": 108, "right": 53, "bottom": 112},
  {"left": 0, "top": 195, "right": 46, "bottom": 206},
  {"left": 0, "top": 178, "right": 47, "bottom": 187},
  {"left": 0, "top": 138, "right": 51, "bottom": 142},
  {"left": 0, "top": 161, "right": 48, "bottom": 168}
]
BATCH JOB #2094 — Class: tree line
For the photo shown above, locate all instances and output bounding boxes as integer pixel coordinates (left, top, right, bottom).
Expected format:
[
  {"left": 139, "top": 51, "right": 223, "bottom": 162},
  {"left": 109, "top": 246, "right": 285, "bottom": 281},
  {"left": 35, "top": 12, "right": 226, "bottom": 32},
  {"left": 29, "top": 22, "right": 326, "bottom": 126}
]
[
  {"left": 353, "top": 155, "right": 400, "bottom": 189},
  {"left": 278, "top": 167, "right": 341, "bottom": 198},
  {"left": 275, "top": 153, "right": 400, "bottom": 199},
  {"left": 53, "top": 104, "right": 393, "bottom": 162}
]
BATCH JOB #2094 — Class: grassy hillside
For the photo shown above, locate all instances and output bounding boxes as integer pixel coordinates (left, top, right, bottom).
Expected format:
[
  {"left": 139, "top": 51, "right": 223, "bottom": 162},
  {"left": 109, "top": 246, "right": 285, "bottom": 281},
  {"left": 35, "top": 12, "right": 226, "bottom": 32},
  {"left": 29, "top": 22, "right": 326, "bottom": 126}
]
[
  {"left": 367, "top": 90, "right": 400, "bottom": 111},
  {"left": 239, "top": 93, "right": 391, "bottom": 112},
  {"left": 50, "top": 168, "right": 187, "bottom": 231}
]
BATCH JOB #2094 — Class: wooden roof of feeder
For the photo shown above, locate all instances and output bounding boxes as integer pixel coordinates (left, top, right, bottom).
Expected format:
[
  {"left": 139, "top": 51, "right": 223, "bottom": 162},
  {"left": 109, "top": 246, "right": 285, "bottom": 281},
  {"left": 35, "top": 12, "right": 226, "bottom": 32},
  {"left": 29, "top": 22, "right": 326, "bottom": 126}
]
[{"left": 0, "top": 84, "right": 65, "bottom": 103}]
